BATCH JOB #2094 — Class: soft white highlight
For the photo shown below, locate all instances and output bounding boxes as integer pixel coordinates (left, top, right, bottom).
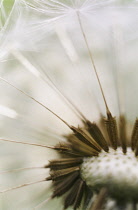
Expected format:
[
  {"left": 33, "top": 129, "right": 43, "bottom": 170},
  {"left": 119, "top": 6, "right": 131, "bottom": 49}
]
[{"left": 0, "top": 104, "right": 17, "bottom": 118}]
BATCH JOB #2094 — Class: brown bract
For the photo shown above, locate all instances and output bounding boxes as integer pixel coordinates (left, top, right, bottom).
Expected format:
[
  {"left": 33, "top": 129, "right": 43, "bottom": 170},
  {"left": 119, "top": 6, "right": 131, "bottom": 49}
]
[{"left": 46, "top": 114, "right": 138, "bottom": 209}]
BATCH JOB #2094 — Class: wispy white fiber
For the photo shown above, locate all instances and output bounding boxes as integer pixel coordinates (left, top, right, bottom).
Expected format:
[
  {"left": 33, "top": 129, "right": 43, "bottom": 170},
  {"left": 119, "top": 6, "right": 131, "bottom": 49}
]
[
  {"left": 0, "top": 104, "right": 17, "bottom": 118},
  {"left": 1, "top": 1, "right": 138, "bottom": 209}
]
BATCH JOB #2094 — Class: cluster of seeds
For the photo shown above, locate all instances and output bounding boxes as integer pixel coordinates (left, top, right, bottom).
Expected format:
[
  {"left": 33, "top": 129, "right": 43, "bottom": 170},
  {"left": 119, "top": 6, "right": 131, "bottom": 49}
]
[
  {"left": 45, "top": 112, "right": 138, "bottom": 209},
  {"left": 1, "top": 1, "right": 138, "bottom": 210}
]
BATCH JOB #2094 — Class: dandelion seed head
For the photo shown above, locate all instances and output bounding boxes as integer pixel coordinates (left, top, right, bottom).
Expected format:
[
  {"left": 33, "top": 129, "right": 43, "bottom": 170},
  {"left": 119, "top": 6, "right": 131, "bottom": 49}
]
[
  {"left": 1, "top": 0, "right": 138, "bottom": 209},
  {"left": 82, "top": 147, "right": 138, "bottom": 201}
]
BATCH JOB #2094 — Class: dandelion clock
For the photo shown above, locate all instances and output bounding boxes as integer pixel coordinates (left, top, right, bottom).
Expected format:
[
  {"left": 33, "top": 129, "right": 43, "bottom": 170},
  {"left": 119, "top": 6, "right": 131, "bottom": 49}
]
[{"left": 1, "top": 0, "right": 138, "bottom": 209}]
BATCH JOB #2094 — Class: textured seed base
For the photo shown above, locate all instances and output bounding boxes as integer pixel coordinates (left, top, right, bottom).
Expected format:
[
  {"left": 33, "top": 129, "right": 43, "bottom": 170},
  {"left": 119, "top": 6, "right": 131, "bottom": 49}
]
[{"left": 81, "top": 147, "right": 138, "bottom": 202}]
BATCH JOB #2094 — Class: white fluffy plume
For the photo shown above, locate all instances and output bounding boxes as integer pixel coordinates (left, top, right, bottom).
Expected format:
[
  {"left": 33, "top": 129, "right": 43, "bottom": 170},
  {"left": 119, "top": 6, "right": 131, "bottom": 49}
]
[{"left": 1, "top": 1, "right": 138, "bottom": 209}]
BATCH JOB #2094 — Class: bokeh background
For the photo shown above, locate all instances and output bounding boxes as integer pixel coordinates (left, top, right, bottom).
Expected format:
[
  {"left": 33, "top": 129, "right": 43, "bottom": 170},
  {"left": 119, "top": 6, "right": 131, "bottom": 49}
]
[{"left": 1, "top": 0, "right": 138, "bottom": 209}]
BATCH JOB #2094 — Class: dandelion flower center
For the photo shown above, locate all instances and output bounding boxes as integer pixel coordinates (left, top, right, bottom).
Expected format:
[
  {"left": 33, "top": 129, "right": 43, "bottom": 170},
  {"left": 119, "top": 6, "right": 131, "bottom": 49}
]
[{"left": 81, "top": 147, "right": 138, "bottom": 201}]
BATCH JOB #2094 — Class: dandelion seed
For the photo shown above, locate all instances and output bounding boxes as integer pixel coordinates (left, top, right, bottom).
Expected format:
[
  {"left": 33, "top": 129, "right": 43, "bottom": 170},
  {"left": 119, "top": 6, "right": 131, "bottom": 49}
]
[{"left": 1, "top": 0, "right": 138, "bottom": 210}]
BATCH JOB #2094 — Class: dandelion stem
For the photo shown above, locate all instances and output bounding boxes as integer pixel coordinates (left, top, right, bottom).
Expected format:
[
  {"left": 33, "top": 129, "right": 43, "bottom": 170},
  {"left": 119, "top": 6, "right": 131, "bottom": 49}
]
[
  {"left": 0, "top": 166, "right": 45, "bottom": 175},
  {"left": 91, "top": 188, "right": 108, "bottom": 210},
  {"left": 0, "top": 138, "right": 55, "bottom": 149},
  {"left": 0, "top": 76, "right": 70, "bottom": 128},
  {"left": 0, "top": 179, "right": 46, "bottom": 194},
  {"left": 12, "top": 50, "right": 86, "bottom": 121},
  {"left": 77, "top": 11, "right": 110, "bottom": 114},
  {"left": 34, "top": 196, "right": 52, "bottom": 209}
]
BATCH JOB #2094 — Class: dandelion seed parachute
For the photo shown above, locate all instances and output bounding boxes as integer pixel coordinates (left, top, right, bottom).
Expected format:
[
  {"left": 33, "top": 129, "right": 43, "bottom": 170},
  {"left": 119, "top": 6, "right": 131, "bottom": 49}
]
[{"left": 1, "top": 0, "right": 138, "bottom": 209}]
